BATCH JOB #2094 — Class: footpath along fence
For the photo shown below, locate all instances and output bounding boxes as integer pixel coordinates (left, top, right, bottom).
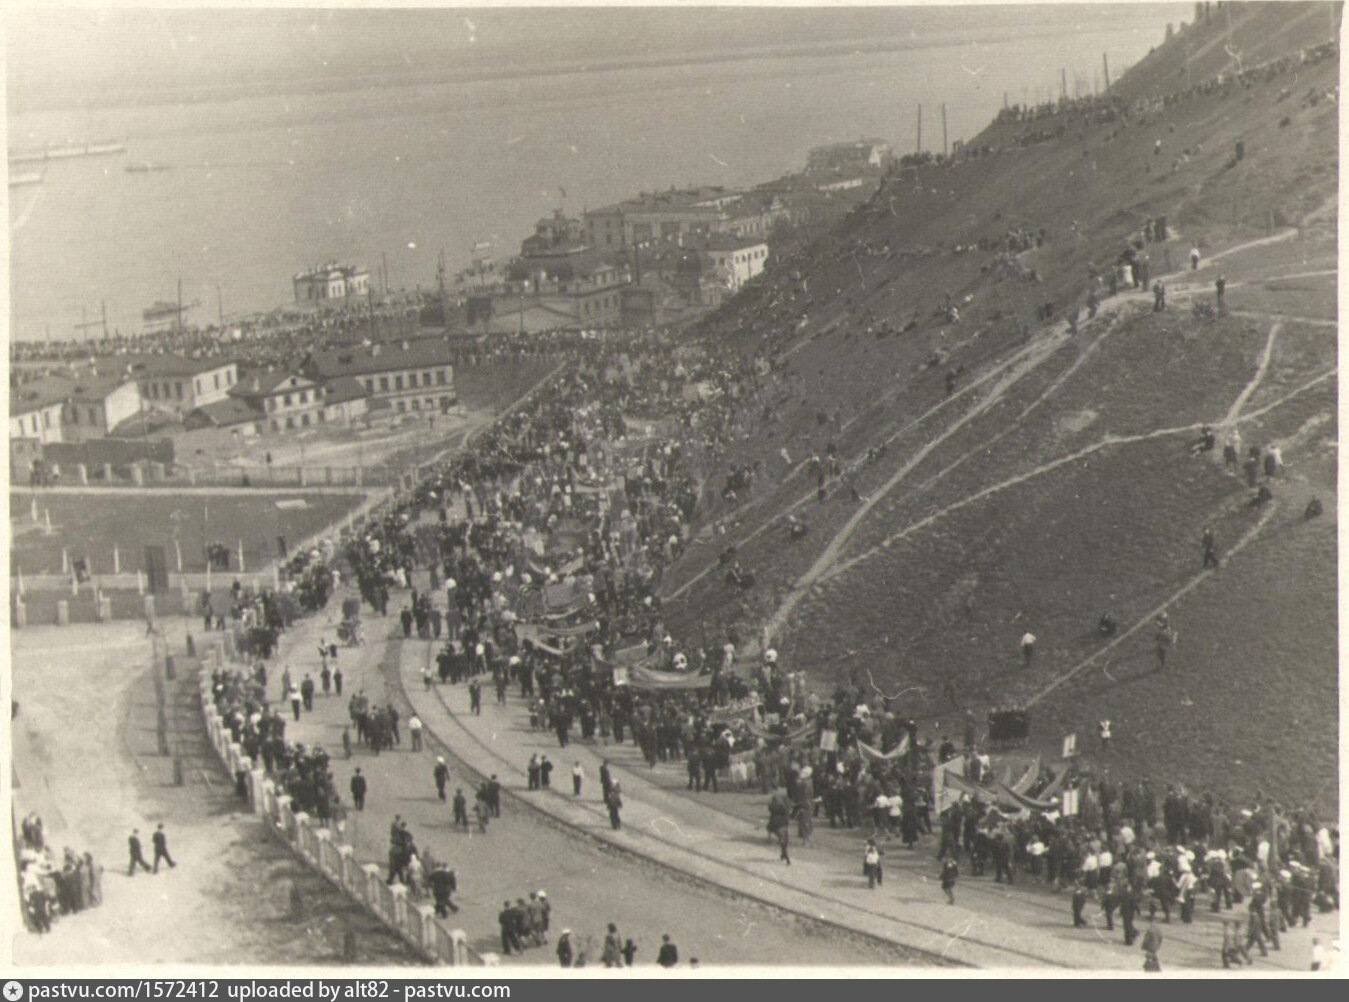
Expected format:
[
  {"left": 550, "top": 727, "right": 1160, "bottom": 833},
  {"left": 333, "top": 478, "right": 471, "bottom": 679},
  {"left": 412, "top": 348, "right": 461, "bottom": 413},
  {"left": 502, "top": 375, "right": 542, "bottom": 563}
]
[{"left": 194, "top": 637, "right": 495, "bottom": 967}]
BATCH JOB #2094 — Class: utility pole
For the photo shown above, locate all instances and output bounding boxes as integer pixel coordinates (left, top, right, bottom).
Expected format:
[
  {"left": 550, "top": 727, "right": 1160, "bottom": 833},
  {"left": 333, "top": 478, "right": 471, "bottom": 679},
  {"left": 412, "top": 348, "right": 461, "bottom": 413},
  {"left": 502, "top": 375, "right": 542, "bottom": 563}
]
[
  {"left": 217, "top": 284, "right": 223, "bottom": 326},
  {"left": 1103, "top": 53, "right": 1112, "bottom": 94},
  {"left": 101, "top": 301, "right": 108, "bottom": 339},
  {"left": 437, "top": 249, "right": 448, "bottom": 328},
  {"left": 383, "top": 251, "right": 390, "bottom": 295},
  {"left": 367, "top": 285, "right": 375, "bottom": 342},
  {"left": 1061, "top": 67, "right": 1068, "bottom": 102},
  {"left": 941, "top": 103, "right": 948, "bottom": 158},
  {"left": 916, "top": 103, "right": 922, "bottom": 153}
]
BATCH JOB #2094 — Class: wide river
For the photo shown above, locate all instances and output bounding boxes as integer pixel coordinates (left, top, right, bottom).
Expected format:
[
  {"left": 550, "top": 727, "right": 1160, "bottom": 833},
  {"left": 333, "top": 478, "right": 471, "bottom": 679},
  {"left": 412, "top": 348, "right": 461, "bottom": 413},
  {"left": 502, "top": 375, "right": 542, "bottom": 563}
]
[{"left": 7, "top": 8, "right": 1185, "bottom": 343}]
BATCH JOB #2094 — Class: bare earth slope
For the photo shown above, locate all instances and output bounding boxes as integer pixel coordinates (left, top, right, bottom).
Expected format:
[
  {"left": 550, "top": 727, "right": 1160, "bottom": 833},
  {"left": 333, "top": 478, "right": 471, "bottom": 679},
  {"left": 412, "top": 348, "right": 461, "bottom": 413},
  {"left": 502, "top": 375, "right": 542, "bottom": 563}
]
[{"left": 663, "top": 4, "right": 1337, "bottom": 813}]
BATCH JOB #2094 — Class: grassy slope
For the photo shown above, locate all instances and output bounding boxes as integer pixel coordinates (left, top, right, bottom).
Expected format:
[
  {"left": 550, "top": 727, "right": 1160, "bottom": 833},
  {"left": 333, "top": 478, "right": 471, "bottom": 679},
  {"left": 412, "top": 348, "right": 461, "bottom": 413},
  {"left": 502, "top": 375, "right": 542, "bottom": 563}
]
[{"left": 664, "top": 4, "right": 1338, "bottom": 812}]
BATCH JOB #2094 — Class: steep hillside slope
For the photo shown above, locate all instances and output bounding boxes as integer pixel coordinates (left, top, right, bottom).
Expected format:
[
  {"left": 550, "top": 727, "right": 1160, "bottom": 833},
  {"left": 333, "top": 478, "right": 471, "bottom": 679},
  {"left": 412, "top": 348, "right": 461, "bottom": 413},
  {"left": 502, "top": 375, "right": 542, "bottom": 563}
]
[{"left": 664, "top": 3, "right": 1338, "bottom": 811}]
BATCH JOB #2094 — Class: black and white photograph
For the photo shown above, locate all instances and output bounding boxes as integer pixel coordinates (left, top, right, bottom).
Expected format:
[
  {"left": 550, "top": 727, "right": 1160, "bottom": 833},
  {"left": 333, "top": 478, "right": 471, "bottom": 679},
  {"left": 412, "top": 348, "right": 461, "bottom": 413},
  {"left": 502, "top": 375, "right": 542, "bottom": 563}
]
[{"left": 4, "top": 0, "right": 1341, "bottom": 977}]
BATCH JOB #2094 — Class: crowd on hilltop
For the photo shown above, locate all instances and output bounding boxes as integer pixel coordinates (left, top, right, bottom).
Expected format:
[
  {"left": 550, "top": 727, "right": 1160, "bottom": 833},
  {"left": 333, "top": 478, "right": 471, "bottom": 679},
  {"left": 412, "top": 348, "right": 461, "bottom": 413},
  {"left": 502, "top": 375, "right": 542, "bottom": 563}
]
[
  {"left": 9, "top": 297, "right": 423, "bottom": 368},
  {"left": 994, "top": 36, "right": 1338, "bottom": 149},
  {"left": 16, "top": 812, "right": 104, "bottom": 934}
]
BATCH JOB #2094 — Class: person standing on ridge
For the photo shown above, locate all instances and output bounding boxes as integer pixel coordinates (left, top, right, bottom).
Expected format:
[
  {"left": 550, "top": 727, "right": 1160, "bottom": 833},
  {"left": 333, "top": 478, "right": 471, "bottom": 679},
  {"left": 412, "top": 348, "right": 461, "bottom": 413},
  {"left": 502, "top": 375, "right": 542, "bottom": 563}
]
[
  {"left": 1202, "top": 526, "right": 1220, "bottom": 569},
  {"left": 1020, "top": 631, "right": 1036, "bottom": 668}
]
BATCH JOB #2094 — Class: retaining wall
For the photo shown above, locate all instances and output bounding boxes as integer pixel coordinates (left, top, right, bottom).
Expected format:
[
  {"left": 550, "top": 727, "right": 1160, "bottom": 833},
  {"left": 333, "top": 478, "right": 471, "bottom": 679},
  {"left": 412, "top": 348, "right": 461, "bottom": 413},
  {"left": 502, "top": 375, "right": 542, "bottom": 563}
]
[{"left": 196, "top": 642, "right": 489, "bottom": 967}]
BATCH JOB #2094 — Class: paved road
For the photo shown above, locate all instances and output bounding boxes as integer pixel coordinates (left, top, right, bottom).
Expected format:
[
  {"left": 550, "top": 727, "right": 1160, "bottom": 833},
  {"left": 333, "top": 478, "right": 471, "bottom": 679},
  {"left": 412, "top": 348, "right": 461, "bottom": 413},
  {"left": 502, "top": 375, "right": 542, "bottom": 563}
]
[
  {"left": 267, "top": 571, "right": 1337, "bottom": 972},
  {"left": 273, "top": 595, "right": 906, "bottom": 968}
]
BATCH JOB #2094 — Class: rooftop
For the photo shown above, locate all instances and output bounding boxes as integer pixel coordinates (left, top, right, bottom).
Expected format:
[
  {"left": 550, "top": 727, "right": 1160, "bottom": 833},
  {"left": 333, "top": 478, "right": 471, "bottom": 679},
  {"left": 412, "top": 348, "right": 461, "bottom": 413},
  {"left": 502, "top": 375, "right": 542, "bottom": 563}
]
[
  {"left": 9, "top": 376, "right": 74, "bottom": 417},
  {"left": 181, "top": 398, "right": 260, "bottom": 429},
  {"left": 321, "top": 375, "right": 371, "bottom": 405},
  {"left": 230, "top": 368, "right": 316, "bottom": 397},
  {"left": 122, "top": 353, "right": 237, "bottom": 378},
  {"left": 304, "top": 337, "right": 457, "bottom": 379}
]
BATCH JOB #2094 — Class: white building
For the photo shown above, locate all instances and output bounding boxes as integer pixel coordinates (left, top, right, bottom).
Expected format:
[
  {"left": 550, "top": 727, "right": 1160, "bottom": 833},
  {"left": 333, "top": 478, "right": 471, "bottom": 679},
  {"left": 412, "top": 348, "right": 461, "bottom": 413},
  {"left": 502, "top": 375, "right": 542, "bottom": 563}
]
[
  {"left": 293, "top": 263, "right": 371, "bottom": 303},
  {"left": 705, "top": 235, "right": 769, "bottom": 291}
]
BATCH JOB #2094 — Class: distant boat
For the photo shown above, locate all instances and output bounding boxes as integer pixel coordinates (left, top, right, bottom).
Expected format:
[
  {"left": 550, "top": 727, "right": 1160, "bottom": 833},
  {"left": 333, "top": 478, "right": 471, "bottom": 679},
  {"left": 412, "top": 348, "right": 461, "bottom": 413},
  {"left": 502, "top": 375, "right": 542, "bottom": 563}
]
[
  {"left": 8, "top": 141, "right": 126, "bottom": 165},
  {"left": 8, "top": 171, "right": 43, "bottom": 188},
  {"left": 143, "top": 299, "right": 200, "bottom": 324},
  {"left": 125, "top": 161, "right": 170, "bottom": 173}
]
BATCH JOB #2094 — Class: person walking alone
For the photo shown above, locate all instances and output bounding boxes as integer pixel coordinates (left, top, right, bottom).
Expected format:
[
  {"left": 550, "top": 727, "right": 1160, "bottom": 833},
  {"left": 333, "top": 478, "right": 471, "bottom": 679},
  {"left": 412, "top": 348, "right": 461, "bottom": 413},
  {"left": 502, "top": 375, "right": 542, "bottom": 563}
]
[
  {"left": 1202, "top": 526, "right": 1220, "bottom": 569},
  {"left": 350, "top": 768, "right": 367, "bottom": 811},
  {"left": 572, "top": 761, "right": 584, "bottom": 797},
  {"left": 864, "top": 839, "right": 884, "bottom": 889},
  {"left": 941, "top": 857, "right": 959, "bottom": 904},
  {"left": 434, "top": 757, "right": 450, "bottom": 801}
]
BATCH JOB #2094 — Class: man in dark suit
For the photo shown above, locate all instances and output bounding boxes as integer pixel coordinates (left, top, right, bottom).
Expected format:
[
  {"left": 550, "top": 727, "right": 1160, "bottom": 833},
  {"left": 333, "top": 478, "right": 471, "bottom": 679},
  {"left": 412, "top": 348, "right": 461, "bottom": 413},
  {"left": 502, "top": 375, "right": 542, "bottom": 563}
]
[
  {"left": 151, "top": 823, "right": 176, "bottom": 872},
  {"left": 127, "top": 830, "right": 152, "bottom": 876},
  {"left": 434, "top": 758, "right": 450, "bottom": 801},
  {"left": 350, "top": 768, "right": 368, "bottom": 811},
  {"left": 600, "top": 760, "right": 614, "bottom": 802},
  {"left": 657, "top": 934, "right": 679, "bottom": 968}
]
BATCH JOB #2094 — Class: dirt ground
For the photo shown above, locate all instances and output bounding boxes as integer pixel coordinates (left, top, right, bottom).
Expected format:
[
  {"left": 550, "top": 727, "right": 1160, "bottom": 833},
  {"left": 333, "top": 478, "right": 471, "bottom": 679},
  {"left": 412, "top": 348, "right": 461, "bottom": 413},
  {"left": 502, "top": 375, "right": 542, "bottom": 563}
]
[{"left": 10, "top": 621, "right": 417, "bottom": 967}]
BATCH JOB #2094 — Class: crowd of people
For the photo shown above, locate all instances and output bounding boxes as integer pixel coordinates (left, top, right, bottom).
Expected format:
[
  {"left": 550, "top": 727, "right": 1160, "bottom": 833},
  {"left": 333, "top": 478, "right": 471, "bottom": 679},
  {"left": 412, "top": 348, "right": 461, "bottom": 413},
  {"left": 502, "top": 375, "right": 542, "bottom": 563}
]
[
  {"left": 16, "top": 813, "right": 103, "bottom": 934},
  {"left": 74, "top": 10, "right": 1333, "bottom": 968},
  {"left": 188, "top": 283, "right": 1334, "bottom": 968}
]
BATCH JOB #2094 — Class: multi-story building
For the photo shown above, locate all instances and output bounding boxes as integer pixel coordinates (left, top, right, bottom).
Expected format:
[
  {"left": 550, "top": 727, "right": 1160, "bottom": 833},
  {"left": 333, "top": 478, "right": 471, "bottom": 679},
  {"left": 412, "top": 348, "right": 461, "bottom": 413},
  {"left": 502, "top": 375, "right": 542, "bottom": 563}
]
[
  {"left": 124, "top": 355, "right": 239, "bottom": 416},
  {"left": 475, "top": 253, "right": 630, "bottom": 333},
  {"left": 585, "top": 186, "right": 776, "bottom": 250},
  {"left": 704, "top": 235, "right": 770, "bottom": 291},
  {"left": 228, "top": 369, "right": 327, "bottom": 433},
  {"left": 293, "top": 262, "right": 371, "bottom": 303},
  {"left": 9, "top": 377, "right": 69, "bottom": 444},
  {"left": 62, "top": 374, "right": 142, "bottom": 442},
  {"left": 805, "top": 138, "right": 893, "bottom": 175},
  {"left": 302, "top": 337, "right": 457, "bottom": 415}
]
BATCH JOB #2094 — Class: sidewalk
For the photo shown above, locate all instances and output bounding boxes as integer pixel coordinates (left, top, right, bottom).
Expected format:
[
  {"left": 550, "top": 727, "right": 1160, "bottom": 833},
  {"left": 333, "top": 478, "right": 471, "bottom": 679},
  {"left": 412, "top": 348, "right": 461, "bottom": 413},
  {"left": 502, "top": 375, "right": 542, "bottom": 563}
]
[{"left": 396, "top": 635, "right": 1333, "bottom": 972}]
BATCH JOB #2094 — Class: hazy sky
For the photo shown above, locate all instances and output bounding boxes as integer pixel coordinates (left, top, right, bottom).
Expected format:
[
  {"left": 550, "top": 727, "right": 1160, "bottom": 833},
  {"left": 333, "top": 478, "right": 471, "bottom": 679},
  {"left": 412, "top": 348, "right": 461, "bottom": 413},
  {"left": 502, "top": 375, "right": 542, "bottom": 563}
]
[{"left": 7, "top": 4, "right": 1194, "bottom": 112}]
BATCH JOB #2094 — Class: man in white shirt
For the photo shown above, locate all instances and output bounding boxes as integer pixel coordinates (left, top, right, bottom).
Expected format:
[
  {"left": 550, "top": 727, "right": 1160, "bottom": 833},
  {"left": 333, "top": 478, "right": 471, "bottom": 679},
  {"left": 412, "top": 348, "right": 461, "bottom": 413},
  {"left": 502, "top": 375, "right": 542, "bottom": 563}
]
[
  {"left": 1082, "top": 850, "right": 1100, "bottom": 890},
  {"left": 409, "top": 714, "right": 424, "bottom": 752}
]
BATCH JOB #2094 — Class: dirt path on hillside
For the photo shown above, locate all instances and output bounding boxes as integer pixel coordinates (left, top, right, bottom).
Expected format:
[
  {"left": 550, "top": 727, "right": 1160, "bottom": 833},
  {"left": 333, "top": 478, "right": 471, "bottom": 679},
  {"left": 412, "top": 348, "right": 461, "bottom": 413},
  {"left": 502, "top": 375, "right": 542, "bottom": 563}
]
[
  {"left": 754, "top": 229, "right": 1312, "bottom": 644},
  {"left": 1025, "top": 500, "right": 1280, "bottom": 709},
  {"left": 821, "top": 359, "right": 1332, "bottom": 586}
]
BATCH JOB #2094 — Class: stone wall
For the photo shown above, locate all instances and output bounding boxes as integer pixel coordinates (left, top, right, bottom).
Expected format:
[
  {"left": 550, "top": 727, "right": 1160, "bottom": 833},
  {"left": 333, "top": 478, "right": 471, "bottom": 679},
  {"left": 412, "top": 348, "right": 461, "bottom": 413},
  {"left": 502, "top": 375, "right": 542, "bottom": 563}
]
[{"left": 196, "top": 642, "right": 491, "bottom": 967}]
